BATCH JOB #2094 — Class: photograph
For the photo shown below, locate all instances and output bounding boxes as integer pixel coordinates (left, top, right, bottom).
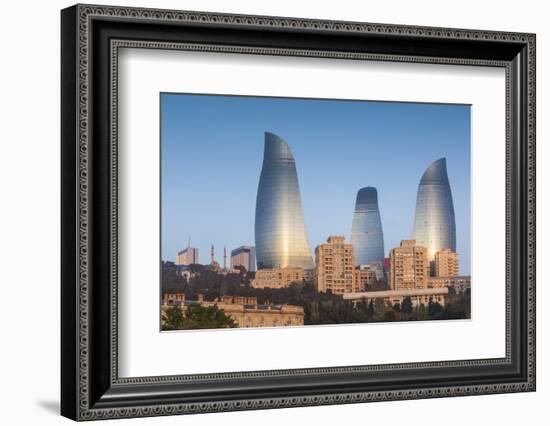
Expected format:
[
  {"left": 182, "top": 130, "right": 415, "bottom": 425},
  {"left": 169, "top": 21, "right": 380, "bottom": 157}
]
[
  {"left": 160, "top": 93, "right": 471, "bottom": 331},
  {"left": 57, "top": 3, "right": 536, "bottom": 420}
]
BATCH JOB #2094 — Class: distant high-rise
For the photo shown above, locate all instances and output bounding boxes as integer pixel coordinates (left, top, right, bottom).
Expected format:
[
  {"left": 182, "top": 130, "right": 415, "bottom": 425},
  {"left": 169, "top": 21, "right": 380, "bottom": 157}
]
[
  {"left": 230, "top": 246, "right": 256, "bottom": 272},
  {"left": 255, "top": 132, "right": 313, "bottom": 270},
  {"left": 412, "top": 158, "right": 456, "bottom": 262},
  {"left": 176, "top": 246, "right": 199, "bottom": 265},
  {"left": 350, "top": 187, "right": 384, "bottom": 266}
]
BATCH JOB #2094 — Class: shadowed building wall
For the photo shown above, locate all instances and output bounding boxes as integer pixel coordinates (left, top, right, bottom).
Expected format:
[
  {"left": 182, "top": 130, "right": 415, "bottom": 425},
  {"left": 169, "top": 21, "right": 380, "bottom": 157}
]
[
  {"left": 350, "top": 187, "right": 385, "bottom": 266},
  {"left": 255, "top": 132, "right": 313, "bottom": 270},
  {"left": 412, "top": 158, "right": 456, "bottom": 262}
]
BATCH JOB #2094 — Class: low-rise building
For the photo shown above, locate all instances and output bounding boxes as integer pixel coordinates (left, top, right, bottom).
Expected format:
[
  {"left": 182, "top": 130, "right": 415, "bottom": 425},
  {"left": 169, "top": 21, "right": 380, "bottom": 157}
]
[
  {"left": 251, "top": 266, "right": 305, "bottom": 289},
  {"left": 355, "top": 262, "right": 386, "bottom": 291},
  {"left": 162, "top": 289, "right": 186, "bottom": 308},
  {"left": 161, "top": 293, "right": 304, "bottom": 328},
  {"left": 428, "top": 275, "right": 471, "bottom": 294},
  {"left": 174, "top": 264, "right": 193, "bottom": 281},
  {"left": 342, "top": 287, "right": 449, "bottom": 307},
  {"left": 355, "top": 268, "right": 377, "bottom": 291}
]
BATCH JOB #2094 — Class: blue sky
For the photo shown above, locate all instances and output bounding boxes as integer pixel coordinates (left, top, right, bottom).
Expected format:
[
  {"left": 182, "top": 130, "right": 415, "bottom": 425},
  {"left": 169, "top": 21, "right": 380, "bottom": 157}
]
[{"left": 161, "top": 93, "right": 471, "bottom": 274}]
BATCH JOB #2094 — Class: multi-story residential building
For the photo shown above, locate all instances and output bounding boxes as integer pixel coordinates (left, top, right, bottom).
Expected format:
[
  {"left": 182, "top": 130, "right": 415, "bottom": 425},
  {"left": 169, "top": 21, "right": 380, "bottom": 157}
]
[
  {"left": 315, "top": 236, "right": 358, "bottom": 294},
  {"left": 230, "top": 246, "right": 256, "bottom": 272},
  {"left": 434, "top": 248, "right": 459, "bottom": 277},
  {"left": 255, "top": 132, "right": 314, "bottom": 270},
  {"left": 161, "top": 293, "right": 304, "bottom": 328},
  {"left": 176, "top": 246, "right": 199, "bottom": 265},
  {"left": 251, "top": 266, "right": 305, "bottom": 289},
  {"left": 389, "top": 240, "right": 429, "bottom": 290}
]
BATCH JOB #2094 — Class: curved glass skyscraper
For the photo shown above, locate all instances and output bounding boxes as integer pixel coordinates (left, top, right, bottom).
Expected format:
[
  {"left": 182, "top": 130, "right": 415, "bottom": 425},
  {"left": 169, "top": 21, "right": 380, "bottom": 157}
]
[
  {"left": 255, "top": 132, "right": 314, "bottom": 270},
  {"left": 350, "top": 187, "right": 385, "bottom": 266},
  {"left": 412, "top": 158, "right": 456, "bottom": 260}
]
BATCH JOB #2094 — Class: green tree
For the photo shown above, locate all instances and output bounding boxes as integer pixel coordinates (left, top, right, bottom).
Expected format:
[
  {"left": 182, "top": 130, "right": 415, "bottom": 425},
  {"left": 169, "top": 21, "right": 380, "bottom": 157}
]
[
  {"left": 401, "top": 297, "right": 413, "bottom": 315},
  {"left": 183, "top": 303, "right": 236, "bottom": 329},
  {"left": 428, "top": 298, "right": 444, "bottom": 319},
  {"left": 162, "top": 306, "right": 185, "bottom": 331},
  {"left": 367, "top": 300, "right": 375, "bottom": 319}
]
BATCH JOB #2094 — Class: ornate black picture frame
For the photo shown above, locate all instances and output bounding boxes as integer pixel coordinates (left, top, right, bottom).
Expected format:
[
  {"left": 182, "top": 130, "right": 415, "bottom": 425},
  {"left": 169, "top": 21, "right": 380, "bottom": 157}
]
[{"left": 61, "top": 3, "right": 536, "bottom": 421}]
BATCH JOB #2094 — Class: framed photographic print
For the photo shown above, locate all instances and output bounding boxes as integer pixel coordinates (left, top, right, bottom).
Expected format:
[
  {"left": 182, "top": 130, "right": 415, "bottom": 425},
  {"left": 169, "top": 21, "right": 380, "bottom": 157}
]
[{"left": 61, "top": 3, "right": 536, "bottom": 421}]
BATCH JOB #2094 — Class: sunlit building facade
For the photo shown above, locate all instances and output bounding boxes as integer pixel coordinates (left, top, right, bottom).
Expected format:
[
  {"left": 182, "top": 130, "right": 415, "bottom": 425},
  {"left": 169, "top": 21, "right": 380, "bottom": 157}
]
[
  {"left": 350, "top": 186, "right": 385, "bottom": 266},
  {"left": 251, "top": 266, "right": 305, "bottom": 289},
  {"left": 434, "top": 248, "right": 459, "bottom": 277},
  {"left": 255, "top": 132, "right": 314, "bottom": 270},
  {"left": 315, "top": 236, "right": 359, "bottom": 294},
  {"left": 230, "top": 246, "right": 256, "bottom": 272},
  {"left": 389, "top": 240, "right": 429, "bottom": 290},
  {"left": 176, "top": 246, "right": 199, "bottom": 265},
  {"left": 412, "top": 158, "right": 456, "bottom": 262}
]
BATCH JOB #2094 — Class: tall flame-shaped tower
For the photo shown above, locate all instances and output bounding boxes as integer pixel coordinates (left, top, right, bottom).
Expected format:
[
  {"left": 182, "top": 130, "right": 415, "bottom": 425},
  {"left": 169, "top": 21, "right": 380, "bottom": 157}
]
[{"left": 255, "top": 132, "right": 314, "bottom": 270}]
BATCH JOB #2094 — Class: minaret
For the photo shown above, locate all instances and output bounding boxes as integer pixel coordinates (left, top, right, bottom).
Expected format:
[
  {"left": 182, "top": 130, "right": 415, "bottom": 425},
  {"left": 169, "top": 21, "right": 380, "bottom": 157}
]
[
  {"left": 210, "top": 244, "right": 215, "bottom": 265},
  {"left": 223, "top": 246, "right": 227, "bottom": 271}
]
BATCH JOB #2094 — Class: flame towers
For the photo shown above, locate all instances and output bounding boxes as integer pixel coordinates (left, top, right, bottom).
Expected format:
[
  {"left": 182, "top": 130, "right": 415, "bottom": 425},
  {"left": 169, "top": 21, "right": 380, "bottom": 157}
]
[
  {"left": 255, "top": 132, "right": 314, "bottom": 270},
  {"left": 412, "top": 158, "right": 456, "bottom": 261},
  {"left": 351, "top": 187, "right": 385, "bottom": 266}
]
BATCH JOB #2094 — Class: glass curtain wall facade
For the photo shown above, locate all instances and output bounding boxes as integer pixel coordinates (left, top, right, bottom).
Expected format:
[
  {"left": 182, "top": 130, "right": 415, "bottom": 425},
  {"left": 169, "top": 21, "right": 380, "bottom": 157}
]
[
  {"left": 412, "top": 158, "right": 456, "bottom": 261},
  {"left": 255, "top": 132, "right": 314, "bottom": 270},
  {"left": 350, "top": 187, "right": 385, "bottom": 266}
]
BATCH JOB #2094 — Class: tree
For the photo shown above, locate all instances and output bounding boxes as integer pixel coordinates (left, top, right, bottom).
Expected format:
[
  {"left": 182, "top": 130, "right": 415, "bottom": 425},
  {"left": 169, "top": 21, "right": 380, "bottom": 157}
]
[
  {"left": 367, "top": 300, "right": 375, "bottom": 319},
  {"left": 162, "top": 306, "right": 185, "bottom": 330},
  {"left": 428, "top": 298, "right": 444, "bottom": 319},
  {"left": 401, "top": 297, "right": 413, "bottom": 315},
  {"left": 183, "top": 303, "right": 236, "bottom": 329},
  {"left": 233, "top": 265, "right": 247, "bottom": 274},
  {"left": 414, "top": 303, "right": 428, "bottom": 321},
  {"left": 383, "top": 310, "right": 396, "bottom": 321}
]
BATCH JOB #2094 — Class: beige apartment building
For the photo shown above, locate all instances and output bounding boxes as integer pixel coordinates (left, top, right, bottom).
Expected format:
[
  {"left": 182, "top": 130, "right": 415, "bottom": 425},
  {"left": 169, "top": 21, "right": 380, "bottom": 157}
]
[
  {"left": 389, "top": 240, "right": 429, "bottom": 290},
  {"left": 251, "top": 266, "right": 305, "bottom": 289},
  {"left": 161, "top": 293, "right": 304, "bottom": 328},
  {"left": 434, "top": 248, "right": 459, "bottom": 277},
  {"left": 315, "top": 236, "right": 358, "bottom": 294},
  {"left": 355, "top": 268, "right": 377, "bottom": 291}
]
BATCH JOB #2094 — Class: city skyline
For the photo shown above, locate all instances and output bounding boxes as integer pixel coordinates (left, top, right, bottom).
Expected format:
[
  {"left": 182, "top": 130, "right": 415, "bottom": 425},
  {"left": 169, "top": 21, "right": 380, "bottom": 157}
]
[{"left": 161, "top": 93, "right": 471, "bottom": 274}]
